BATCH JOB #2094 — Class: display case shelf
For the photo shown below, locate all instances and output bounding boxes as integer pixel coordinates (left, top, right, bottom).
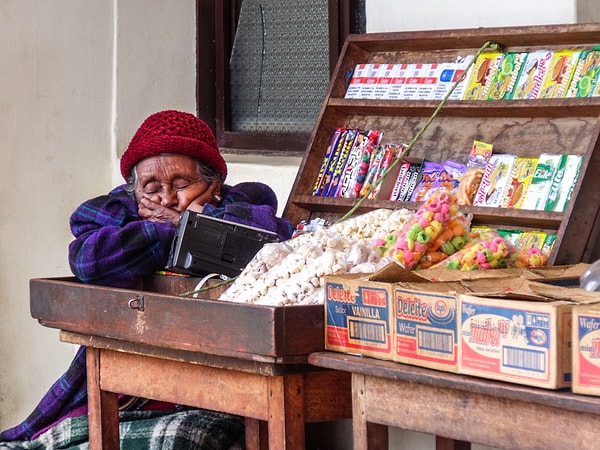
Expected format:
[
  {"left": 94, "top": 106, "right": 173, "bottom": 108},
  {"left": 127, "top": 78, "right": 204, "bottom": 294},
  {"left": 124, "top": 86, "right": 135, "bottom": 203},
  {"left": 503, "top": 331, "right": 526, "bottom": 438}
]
[{"left": 283, "top": 24, "right": 600, "bottom": 266}]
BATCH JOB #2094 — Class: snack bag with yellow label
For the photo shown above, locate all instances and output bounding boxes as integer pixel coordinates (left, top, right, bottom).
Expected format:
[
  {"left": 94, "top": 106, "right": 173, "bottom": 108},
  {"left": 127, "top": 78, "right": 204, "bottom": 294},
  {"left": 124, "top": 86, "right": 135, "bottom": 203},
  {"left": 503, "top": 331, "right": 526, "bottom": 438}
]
[
  {"left": 501, "top": 156, "right": 538, "bottom": 208},
  {"left": 538, "top": 50, "right": 581, "bottom": 99},
  {"left": 472, "top": 154, "right": 517, "bottom": 207},
  {"left": 462, "top": 53, "right": 503, "bottom": 100}
]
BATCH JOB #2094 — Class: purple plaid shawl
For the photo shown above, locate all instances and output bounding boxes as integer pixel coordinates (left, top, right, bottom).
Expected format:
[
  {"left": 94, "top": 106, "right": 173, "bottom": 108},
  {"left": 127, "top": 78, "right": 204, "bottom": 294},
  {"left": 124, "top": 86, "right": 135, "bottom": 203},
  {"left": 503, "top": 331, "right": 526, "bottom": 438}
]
[
  {"left": 1, "top": 181, "right": 292, "bottom": 441},
  {"left": 68, "top": 182, "right": 293, "bottom": 288}
]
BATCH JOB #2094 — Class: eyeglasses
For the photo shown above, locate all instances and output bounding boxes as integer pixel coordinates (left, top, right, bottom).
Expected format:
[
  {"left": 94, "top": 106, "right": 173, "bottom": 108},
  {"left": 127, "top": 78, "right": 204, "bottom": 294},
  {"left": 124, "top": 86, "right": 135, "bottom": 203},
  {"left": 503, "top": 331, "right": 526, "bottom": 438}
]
[{"left": 136, "top": 179, "right": 206, "bottom": 196}]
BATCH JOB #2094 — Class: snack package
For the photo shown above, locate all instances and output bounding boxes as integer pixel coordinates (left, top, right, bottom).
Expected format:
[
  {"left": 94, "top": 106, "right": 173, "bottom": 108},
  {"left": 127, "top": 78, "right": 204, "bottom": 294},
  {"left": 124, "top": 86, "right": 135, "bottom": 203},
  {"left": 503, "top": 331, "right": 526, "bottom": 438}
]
[
  {"left": 566, "top": 49, "right": 600, "bottom": 98},
  {"left": 538, "top": 50, "right": 580, "bottom": 99},
  {"left": 456, "top": 167, "right": 485, "bottom": 206},
  {"left": 511, "top": 50, "right": 554, "bottom": 99},
  {"left": 436, "top": 229, "right": 515, "bottom": 270},
  {"left": 410, "top": 161, "right": 445, "bottom": 202},
  {"left": 549, "top": 154, "right": 583, "bottom": 212},
  {"left": 416, "top": 216, "right": 470, "bottom": 269},
  {"left": 339, "top": 129, "right": 382, "bottom": 198},
  {"left": 467, "top": 140, "right": 493, "bottom": 169},
  {"left": 312, "top": 128, "right": 345, "bottom": 196},
  {"left": 378, "top": 190, "right": 464, "bottom": 270},
  {"left": 447, "top": 55, "right": 476, "bottom": 101},
  {"left": 472, "top": 154, "right": 517, "bottom": 207},
  {"left": 440, "top": 159, "right": 467, "bottom": 193},
  {"left": 487, "top": 52, "right": 527, "bottom": 100},
  {"left": 462, "top": 52, "right": 503, "bottom": 100},
  {"left": 521, "top": 153, "right": 566, "bottom": 211},
  {"left": 501, "top": 156, "right": 538, "bottom": 208}
]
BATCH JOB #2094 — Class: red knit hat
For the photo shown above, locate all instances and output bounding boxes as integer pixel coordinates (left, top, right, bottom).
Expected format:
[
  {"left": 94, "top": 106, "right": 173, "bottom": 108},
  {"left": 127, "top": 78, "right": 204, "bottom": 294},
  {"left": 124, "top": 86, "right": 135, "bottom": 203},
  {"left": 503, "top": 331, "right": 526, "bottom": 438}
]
[{"left": 120, "top": 110, "right": 227, "bottom": 180}]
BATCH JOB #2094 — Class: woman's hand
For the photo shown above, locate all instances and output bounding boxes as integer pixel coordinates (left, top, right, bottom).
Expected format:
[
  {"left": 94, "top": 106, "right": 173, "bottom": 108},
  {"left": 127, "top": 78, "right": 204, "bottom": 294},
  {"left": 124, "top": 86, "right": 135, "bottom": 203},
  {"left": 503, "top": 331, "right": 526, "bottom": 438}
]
[{"left": 138, "top": 197, "right": 183, "bottom": 226}]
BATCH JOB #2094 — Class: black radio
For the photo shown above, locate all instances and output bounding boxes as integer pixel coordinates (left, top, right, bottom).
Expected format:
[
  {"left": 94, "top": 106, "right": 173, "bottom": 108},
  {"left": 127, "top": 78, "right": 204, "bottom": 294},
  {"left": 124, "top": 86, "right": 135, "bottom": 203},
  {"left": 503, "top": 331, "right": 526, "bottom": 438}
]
[{"left": 166, "top": 210, "right": 279, "bottom": 278}]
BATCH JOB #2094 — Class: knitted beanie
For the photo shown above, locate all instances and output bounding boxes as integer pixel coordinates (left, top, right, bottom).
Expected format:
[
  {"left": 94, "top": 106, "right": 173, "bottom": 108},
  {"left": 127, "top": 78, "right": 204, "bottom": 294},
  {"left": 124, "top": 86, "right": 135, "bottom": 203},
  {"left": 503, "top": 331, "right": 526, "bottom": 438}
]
[{"left": 120, "top": 110, "right": 227, "bottom": 180}]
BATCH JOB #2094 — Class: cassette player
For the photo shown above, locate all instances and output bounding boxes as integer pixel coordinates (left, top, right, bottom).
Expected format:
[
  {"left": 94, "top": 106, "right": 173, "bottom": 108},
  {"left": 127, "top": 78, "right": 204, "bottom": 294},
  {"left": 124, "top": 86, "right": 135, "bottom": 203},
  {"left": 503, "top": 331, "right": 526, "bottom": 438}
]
[{"left": 166, "top": 210, "right": 279, "bottom": 278}]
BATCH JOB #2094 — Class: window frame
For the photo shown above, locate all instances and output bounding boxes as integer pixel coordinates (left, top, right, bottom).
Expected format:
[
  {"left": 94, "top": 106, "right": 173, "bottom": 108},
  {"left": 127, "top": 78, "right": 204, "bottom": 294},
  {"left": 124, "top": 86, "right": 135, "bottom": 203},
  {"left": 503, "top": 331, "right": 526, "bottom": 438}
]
[{"left": 196, "top": 0, "right": 364, "bottom": 156}]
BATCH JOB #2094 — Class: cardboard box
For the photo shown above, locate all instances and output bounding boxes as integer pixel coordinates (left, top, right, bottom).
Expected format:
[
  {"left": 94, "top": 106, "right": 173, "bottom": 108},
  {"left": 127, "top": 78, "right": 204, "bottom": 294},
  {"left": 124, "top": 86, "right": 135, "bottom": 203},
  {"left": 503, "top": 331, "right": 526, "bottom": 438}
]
[
  {"left": 325, "top": 263, "right": 467, "bottom": 371},
  {"left": 393, "top": 278, "right": 468, "bottom": 373},
  {"left": 458, "top": 277, "right": 600, "bottom": 389},
  {"left": 572, "top": 303, "right": 600, "bottom": 395},
  {"left": 458, "top": 280, "right": 573, "bottom": 389},
  {"left": 325, "top": 270, "right": 397, "bottom": 360}
]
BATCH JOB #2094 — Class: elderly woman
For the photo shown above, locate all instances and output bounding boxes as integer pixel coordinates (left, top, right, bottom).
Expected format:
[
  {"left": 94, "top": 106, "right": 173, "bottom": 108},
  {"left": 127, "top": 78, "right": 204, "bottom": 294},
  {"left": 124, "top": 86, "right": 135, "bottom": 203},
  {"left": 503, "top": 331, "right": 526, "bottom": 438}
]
[
  {"left": 0, "top": 110, "right": 294, "bottom": 449},
  {"left": 70, "top": 109, "right": 293, "bottom": 288}
]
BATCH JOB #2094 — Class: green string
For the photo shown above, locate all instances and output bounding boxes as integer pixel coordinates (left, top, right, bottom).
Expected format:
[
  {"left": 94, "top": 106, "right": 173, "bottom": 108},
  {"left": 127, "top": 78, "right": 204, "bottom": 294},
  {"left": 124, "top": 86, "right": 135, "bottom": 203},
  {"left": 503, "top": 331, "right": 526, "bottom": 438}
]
[
  {"left": 179, "top": 276, "right": 235, "bottom": 297},
  {"left": 335, "top": 40, "right": 502, "bottom": 224}
]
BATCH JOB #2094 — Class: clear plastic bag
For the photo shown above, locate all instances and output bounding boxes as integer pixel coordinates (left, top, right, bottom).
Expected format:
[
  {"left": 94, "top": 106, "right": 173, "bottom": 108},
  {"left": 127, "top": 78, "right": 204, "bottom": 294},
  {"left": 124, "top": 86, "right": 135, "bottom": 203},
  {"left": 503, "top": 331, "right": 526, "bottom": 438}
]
[{"left": 580, "top": 259, "right": 600, "bottom": 291}]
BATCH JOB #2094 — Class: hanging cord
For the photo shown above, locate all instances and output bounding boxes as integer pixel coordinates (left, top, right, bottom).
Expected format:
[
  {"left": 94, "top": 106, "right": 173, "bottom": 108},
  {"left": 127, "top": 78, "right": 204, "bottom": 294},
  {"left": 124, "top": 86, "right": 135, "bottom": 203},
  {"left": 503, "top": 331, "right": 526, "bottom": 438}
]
[
  {"left": 179, "top": 273, "right": 235, "bottom": 298},
  {"left": 335, "top": 40, "right": 502, "bottom": 224}
]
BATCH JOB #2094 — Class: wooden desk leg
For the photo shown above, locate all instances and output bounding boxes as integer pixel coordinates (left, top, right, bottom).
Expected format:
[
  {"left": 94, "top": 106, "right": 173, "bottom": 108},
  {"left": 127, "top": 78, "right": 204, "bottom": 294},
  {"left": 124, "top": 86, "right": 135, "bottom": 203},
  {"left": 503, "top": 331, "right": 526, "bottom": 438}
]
[
  {"left": 353, "top": 373, "right": 388, "bottom": 450},
  {"left": 86, "top": 347, "right": 119, "bottom": 450},
  {"left": 245, "top": 418, "right": 268, "bottom": 450},
  {"left": 436, "top": 436, "right": 471, "bottom": 450},
  {"left": 267, "top": 374, "right": 305, "bottom": 450}
]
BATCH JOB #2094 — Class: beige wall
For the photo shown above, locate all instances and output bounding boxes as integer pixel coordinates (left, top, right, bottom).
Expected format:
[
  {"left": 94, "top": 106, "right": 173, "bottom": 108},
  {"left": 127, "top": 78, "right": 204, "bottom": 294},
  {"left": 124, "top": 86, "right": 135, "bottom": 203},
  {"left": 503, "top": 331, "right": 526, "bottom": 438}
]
[{"left": 0, "top": 0, "right": 598, "bottom": 448}]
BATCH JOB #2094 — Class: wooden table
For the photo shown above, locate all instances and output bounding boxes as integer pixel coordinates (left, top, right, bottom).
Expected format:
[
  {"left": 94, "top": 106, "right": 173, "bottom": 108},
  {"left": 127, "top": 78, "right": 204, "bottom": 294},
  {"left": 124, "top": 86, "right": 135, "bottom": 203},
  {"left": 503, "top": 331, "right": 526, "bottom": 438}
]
[
  {"left": 309, "top": 351, "right": 600, "bottom": 450},
  {"left": 61, "top": 331, "right": 352, "bottom": 450}
]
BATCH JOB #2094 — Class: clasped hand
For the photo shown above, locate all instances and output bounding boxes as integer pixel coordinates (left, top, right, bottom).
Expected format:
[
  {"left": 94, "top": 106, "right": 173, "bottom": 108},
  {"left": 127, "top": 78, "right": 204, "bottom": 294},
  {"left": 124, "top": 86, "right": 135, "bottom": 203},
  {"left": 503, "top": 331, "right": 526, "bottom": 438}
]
[{"left": 138, "top": 197, "right": 206, "bottom": 227}]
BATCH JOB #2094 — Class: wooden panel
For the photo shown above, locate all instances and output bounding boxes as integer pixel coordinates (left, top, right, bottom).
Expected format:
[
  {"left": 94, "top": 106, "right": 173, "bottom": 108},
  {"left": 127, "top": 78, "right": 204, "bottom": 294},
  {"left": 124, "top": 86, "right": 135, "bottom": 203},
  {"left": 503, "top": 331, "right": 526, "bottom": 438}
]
[
  {"left": 30, "top": 277, "right": 325, "bottom": 360},
  {"left": 359, "top": 373, "right": 599, "bottom": 449},
  {"left": 303, "top": 370, "right": 352, "bottom": 422},
  {"left": 311, "top": 352, "right": 600, "bottom": 450},
  {"left": 99, "top": 349, "right": 271, "bottom": 420}
]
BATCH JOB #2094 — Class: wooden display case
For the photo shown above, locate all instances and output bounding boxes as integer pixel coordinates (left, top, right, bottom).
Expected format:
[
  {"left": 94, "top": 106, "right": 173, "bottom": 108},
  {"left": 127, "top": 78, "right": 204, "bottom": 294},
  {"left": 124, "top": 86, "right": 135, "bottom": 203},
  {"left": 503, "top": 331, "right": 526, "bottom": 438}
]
[
  {"left": 283, "top": 23, "right": 600, "bottom": 266},
  {"left": 29, "top": 276, "right": 325, "bottom": 372}
]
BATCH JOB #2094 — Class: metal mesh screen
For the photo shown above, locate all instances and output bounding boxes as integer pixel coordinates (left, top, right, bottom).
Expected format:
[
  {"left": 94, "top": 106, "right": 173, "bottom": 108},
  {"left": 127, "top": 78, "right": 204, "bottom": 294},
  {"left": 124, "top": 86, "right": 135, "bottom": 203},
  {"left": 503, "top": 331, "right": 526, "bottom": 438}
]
[{"left": 229, "top": 0, "right": 330, "bottom": 133}]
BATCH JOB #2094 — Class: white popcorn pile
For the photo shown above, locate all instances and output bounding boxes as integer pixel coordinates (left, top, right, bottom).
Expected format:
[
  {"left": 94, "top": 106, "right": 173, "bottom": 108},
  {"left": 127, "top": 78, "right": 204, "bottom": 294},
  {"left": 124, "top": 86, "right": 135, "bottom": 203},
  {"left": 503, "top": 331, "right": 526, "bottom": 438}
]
[{"left": 218, "top": 208, "right": 414, "bottom": 306}]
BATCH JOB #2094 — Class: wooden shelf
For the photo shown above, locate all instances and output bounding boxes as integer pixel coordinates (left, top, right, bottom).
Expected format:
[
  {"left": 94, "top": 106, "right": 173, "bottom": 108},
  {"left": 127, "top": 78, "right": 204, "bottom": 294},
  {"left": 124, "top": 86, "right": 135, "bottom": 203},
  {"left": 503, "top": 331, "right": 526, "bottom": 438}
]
[
  {"left": 289, "top": 194, "right": 564, "bottom": 231},
  {"left": 326, "top": 97, "right": 600, "bottom": 118},
  {"left": 283, "top": 24, "right": 600, "bottom": 266}
]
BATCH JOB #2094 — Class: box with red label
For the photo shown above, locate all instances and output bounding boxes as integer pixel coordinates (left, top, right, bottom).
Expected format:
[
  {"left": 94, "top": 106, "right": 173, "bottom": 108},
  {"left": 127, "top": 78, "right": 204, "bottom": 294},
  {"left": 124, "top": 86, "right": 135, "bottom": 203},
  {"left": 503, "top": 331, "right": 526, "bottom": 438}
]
[
  {"left": 572, "top": 304, "right": 600, "bottom": 395},
  {"left": 324, "top": 263, "right": 467, "bottom": 370},
  {"left": 458, "top": 290, "right": 571, "bottom": 389},
  {"left": 456, "top": 277, "right": 600, "bottom": 389},
  {"left": 393, "top": 279, "right": 467, "bottom": 373},
  {"left": 324, "top": 269, "right": 397, "bottom": 360}
]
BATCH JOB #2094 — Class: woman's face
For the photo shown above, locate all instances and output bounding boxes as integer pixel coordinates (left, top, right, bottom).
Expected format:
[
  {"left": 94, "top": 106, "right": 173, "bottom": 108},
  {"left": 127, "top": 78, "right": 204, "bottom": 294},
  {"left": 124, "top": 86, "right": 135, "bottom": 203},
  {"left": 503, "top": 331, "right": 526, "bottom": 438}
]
[{"left": 134, "top": 153, "right": 220, "bottom": 213}]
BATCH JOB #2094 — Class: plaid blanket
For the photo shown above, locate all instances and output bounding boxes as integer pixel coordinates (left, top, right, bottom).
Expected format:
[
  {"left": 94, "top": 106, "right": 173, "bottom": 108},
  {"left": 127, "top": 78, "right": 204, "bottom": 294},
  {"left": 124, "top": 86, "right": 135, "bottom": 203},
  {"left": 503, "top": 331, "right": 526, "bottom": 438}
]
[{"left": 0, "top": 408, "right": 244, "bottom": 450}]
